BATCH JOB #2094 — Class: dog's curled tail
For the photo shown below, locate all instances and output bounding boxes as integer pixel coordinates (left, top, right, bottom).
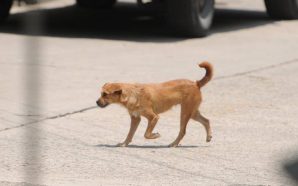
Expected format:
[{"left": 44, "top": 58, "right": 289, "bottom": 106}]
[{"left": 196, "top": 61, "right": 213, "bottom": 88}]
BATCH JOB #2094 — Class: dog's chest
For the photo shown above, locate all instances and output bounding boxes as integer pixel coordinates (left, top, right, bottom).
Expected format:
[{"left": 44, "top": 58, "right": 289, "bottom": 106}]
[{"left": 130, "top": 110, "right": 140, "bottom": 117}]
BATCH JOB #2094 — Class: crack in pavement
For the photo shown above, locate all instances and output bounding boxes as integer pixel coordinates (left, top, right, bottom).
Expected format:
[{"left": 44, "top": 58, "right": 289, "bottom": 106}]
[
  {"left": 45, "top": 106, "right": 97, "bottom": 120},
  {"left": 0, "top": 106, "right": 97, "bottom": 132},
  {"left": 214, "top": 58, "right": 298, "bottom": 80},
  {"left": 1, "top": 58, "right": 297, "bottom": 133}
]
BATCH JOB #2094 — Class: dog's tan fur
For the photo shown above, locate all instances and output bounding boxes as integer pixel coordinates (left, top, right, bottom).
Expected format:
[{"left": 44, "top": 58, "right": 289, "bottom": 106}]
[{"left": 96, "top": 62, "right": 213, "bottom": 147}]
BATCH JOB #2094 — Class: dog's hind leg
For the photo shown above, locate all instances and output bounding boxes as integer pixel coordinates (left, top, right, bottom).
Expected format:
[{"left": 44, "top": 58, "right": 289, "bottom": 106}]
[
  {"left": 143, "top": 110, "right": 160, "bottom": 139},
  {"left": 168, "top": 104, "right": 192, "bottom": 147},
  {"left": 116, "top": 115, "right": 141, "bottom": 147},
  {"left": 191, "top": 111, "right": 212, "bottom": 142}
]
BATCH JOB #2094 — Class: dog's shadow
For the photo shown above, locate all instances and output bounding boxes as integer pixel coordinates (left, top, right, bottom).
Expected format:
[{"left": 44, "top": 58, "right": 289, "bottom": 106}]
[{"left": 95, "top": 144, "right": 206, "bottom": 148}]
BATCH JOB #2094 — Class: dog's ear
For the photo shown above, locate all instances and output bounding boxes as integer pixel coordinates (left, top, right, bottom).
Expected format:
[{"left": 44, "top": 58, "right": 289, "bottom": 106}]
[
  {"left": 113, "top": 90, "right": 122, "bottom": 95},
  {"left": 120, "top": 88, "right": 140, "bottom": 108},
  {"left": 120, "top": 89, "right": 129, "bottom": 102}
]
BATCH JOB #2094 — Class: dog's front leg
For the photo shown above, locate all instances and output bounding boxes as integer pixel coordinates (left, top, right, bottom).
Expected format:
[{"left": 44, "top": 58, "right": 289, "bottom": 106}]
[
  {"left": 144, "top": 111, "right": 160, "bottom": 139},
  {"left": 116, "top": 115, "right": 141, "bottom": 147}
]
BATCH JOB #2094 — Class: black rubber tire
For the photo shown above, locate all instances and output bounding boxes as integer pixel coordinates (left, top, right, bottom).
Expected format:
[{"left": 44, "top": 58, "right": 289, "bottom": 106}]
[
  {"left": 165, "top": 0, "right": 214, "bottom": 37},
  {"left": 76, "top": 0, "right": 117, "bottom": 9},
  {"left": 24, "top": 0, "right": 38, "bottom": 5},
  {"left": 264, "top": 0, "right": 298, "bottom": 19},
  {"left": 0, "top": 0, "right": 13, "bottom": 22}
]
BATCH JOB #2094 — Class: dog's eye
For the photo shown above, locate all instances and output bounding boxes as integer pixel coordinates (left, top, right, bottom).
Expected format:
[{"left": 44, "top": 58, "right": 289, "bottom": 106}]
[{"left": 102, "top": 92, "right": 107, "bottom": 97}]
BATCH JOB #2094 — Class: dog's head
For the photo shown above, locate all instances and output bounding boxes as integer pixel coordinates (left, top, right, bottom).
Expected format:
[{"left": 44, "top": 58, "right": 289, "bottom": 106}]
[
  {"left": 97, "top": 83, "right": 140, "bottom": 109},
  {"left": 96, "top": 83, "right": 123, "bottom": 108}
]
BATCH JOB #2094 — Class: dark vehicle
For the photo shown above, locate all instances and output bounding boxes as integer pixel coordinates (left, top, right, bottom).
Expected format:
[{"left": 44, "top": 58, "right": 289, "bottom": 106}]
[{"left": 1, "top": 0, "right": 298, "bottom": 37}]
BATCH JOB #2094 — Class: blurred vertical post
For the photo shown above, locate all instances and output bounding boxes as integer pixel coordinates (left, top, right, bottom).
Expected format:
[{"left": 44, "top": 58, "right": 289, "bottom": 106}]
[{"left": 23, "top": 5, "right": 44, "bottom": 184}]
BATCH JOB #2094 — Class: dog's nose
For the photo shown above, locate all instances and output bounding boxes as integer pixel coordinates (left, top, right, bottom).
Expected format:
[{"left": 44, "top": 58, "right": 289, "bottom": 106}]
[{"left": 96, "top": 100, "right": 108, "bottom": 108}]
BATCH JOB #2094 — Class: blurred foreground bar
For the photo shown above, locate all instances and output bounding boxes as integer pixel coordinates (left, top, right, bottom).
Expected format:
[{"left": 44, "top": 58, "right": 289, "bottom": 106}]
[{"left": 23, "top": 7, "right": 44, "bottom": 185}]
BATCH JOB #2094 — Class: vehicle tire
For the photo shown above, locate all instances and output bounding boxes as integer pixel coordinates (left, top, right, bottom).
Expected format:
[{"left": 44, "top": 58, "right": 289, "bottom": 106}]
[
  {"left": 264, "top": 0, "right": 298, "bottom": 19},
  {"left": 0, "top": 0, "right": 13, "bottom": 23},
  {"left": 165, "top": 0, "right": 214, "bottom": 37},
  {"left": 24, "top": 0, "right": 38, "bottom": 5},
  {"left": 76, "top": 0, "right": 117, "bottom": 9}
]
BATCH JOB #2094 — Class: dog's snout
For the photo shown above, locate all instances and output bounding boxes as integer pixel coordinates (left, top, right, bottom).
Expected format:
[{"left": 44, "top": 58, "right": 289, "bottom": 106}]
[
  {"left": 96, "top": 99, "right": 109, "bottom": 108},
  {"left": 96, "top": 100, "right": 102, "bottom": 107}
]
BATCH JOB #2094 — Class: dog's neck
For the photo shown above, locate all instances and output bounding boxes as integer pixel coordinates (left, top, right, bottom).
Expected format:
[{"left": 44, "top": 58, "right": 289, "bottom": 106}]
[{"left": 119, "top": 97, "right": 140, "bottom": 112}]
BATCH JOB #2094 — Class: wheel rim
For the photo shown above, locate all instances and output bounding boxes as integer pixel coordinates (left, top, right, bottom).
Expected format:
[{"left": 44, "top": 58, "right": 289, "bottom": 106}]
[
  {"left": 198, "top": 0, "right": 206, "bottom": 12},
  {"left": 198, "top": 0, "right": 214, "bottom": 18}
]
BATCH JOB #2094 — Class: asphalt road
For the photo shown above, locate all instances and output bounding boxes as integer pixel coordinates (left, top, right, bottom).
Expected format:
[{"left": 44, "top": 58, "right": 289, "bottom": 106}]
[{"left": 0, "top": 0, "right": 298, "bottom": 185}]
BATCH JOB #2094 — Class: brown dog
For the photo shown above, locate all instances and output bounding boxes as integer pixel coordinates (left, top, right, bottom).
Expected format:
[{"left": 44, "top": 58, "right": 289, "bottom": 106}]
[{"left": 96, "top": 62, "right": 213, "bottom": 147}]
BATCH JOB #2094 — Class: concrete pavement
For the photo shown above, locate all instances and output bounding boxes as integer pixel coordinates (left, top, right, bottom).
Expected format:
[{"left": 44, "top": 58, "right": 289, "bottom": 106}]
[{"left": 0, "top": 0, "right": 298, "bottom": 185}]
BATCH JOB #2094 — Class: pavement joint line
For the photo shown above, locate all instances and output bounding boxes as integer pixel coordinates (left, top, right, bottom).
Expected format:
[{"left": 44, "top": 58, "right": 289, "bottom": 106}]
[
  {"left": 1, "top": 58, "right": 297, "bottom": 133},
  {"left": 214, "top": 58, "right": 298, "bottom": 80},
  {"left": 0, "top": 106, "right": 97, "bottom": 133},
  {"left": 45, "top": 106, "right": 97, "bottom": 120}
]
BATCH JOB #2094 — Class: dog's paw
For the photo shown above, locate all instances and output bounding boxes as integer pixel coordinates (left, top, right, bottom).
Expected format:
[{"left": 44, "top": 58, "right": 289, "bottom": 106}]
[
  {"left": 116, "top": 142, "right": 128, "bottom": 147},
  {"left": 206, "top": 135, "right": 212, "bottom": 142},
  {"left": 152, "top": 133, "right": 161, "bottom": 139},
  {"left": 168, "top": 142, "right": 178, "bottom": 148},
  {"left": 144, "top": 132, "right": 161, "bottom": 139}
]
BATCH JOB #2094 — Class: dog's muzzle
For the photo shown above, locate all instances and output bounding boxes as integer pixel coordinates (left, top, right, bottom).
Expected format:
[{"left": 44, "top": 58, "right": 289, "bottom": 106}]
[{"left": 96, "top": 100, "right": 109, "bottom": 108}]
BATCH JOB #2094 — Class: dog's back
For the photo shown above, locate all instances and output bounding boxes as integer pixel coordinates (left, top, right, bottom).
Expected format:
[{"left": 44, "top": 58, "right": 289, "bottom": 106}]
[{"left": 140, "top": 79, "right": 198, "bottom": 114}]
